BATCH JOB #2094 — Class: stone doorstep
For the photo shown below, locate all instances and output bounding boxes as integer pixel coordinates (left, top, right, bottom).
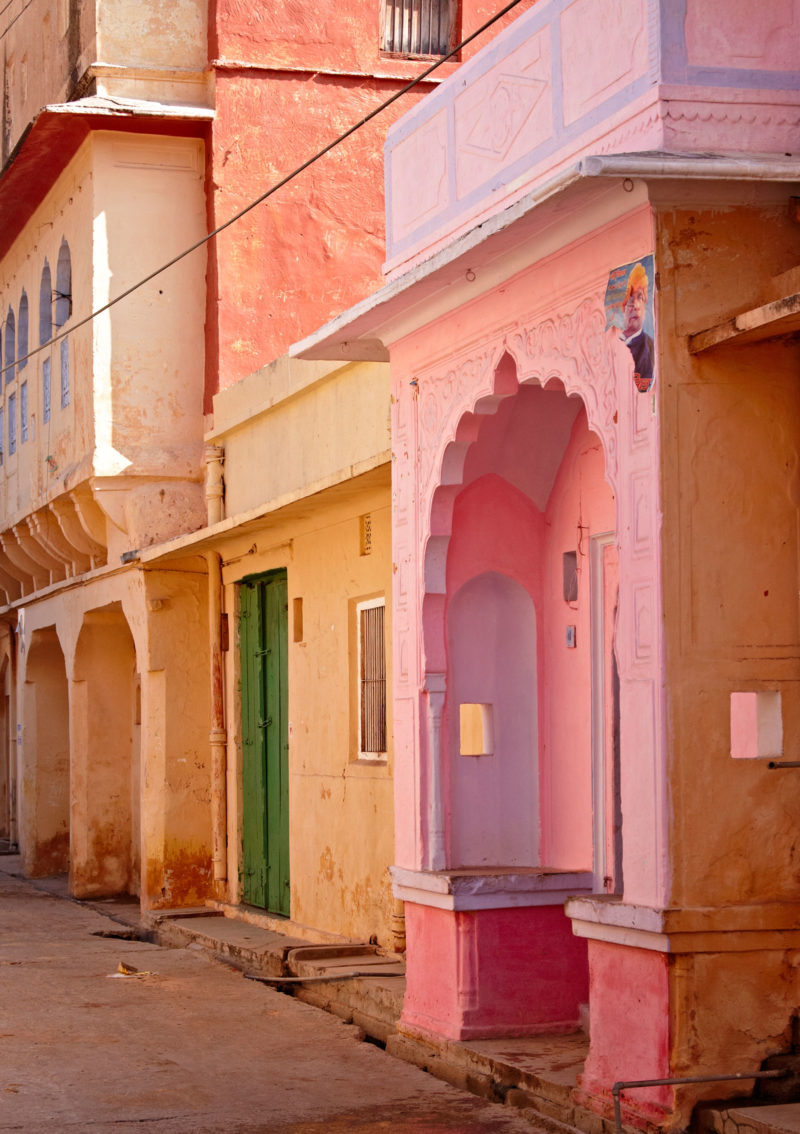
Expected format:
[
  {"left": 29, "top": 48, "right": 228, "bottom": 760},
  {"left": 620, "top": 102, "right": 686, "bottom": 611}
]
[
  {"left": 146, "top": 911, "right": 311, "bottom": 979},
  {"left": 144, "top": 908, "right": 407, "bottom": 1029},
  {"left": 695, "top": 1104, "right": 800, "bottom": 1134},
  {"left": 207, "top": 900, "right": 357, "bottom": 946}
]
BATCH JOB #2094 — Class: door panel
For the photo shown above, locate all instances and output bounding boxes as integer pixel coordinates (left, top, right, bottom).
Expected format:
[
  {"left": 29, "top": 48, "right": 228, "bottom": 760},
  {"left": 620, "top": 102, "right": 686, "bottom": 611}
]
[{"left": 241, "top": 571, "right": 289, "bottom": 915}]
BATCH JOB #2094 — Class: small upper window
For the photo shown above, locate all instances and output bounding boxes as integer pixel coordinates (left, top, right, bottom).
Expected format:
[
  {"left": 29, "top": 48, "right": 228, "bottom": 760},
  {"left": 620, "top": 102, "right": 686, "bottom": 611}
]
[
  {"left": 54, "top": 240, "right": 72, "bottom": 329},
  {"left": 39, "top": 261, "right": 52, "bottom": 345},
  {"left": 18, "top": 291, "right": 28, "bottom": 372},
  {"left": 381, "top": 0, "right": 455, "bottom": 56},
  {"left": 4, "top": 309, "right": 15, "bottom": 385}
]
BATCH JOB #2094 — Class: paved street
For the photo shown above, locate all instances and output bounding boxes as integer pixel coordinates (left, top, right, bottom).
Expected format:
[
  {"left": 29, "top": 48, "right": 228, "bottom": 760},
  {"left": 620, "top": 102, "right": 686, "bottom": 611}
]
[{"left": 0, "top": 866, "right": 540, "bottom": 1134}]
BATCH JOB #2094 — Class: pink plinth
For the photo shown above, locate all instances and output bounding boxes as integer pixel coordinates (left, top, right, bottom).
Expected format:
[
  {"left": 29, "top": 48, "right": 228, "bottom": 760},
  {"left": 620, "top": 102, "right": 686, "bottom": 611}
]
[
  {"left": 579, "top": 940, "right": 671, "bottom": 1118},
  {"left": 401, "top": 901, "right": 589, "bottom": 1040}
]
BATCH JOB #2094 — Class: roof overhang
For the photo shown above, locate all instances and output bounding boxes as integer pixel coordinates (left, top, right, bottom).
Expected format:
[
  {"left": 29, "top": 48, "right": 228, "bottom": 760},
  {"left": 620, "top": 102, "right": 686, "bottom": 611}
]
[
  {"left": 291, "top": 152, "right": 800, "bottom": 363},
  {"left": 138, "top": 459, "right": 391, "bottom": 566},
  {"left": 0, "top": 96, "right": 213, "bottom": 262}
]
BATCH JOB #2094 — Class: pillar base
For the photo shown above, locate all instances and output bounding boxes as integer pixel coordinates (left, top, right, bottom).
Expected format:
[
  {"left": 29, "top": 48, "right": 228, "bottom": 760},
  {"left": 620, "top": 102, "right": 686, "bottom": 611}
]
[{"left": 401, "top": 901, "right": 588, "bottom": 1040}]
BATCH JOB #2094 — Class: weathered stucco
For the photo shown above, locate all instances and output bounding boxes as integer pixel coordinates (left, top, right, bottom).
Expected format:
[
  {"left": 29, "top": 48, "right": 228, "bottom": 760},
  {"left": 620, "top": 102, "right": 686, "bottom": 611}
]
[
  {"left": 202, "top": 354, "right": 395, "bottom": 945},
  {"left": 14, "top": 566, "right": 212, "bottom": 908},
  {"left": 290, "top": 0, "right": 800, "bottom": 1124}
]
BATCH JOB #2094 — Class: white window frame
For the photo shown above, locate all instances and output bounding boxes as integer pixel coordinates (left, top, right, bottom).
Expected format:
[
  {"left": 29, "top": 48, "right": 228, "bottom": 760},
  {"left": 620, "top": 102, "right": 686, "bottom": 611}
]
[{"left": 357, "top": 596, "right": 387, "bottom": 760}]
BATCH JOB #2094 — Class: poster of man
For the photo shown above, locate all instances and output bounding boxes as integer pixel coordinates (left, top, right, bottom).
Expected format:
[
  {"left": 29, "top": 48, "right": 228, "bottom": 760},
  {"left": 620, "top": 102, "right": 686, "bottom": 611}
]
[{"left": 604, "top": 255, "right": 655, "bottom": 393}]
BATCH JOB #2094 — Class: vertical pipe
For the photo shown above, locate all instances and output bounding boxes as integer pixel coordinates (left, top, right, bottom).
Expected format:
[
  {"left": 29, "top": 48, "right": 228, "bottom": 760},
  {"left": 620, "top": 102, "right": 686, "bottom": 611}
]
[
  {"left": 207, "top": 551, "right": 227, "bottom": 884},
  {"left": 205, "top": 445, "right": 225, "bottom": 527}
]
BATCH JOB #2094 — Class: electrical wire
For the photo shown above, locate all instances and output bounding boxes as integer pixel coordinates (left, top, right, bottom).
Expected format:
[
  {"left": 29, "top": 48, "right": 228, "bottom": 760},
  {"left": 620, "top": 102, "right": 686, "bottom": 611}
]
[
  {"left": 0, "top": 0, "right": 526, "bottom": 381},
  {"left": 0, "top": 0, "right": 38, "bottom": 42},
  {"left": 0, "top": 0, "right": 25, "bottom": 27}
]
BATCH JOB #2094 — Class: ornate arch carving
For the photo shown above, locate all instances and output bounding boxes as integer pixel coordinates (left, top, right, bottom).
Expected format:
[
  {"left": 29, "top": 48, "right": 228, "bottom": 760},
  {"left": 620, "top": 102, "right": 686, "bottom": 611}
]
[{"left": 419, "top": 293, "right": 624, "bottom": 603}]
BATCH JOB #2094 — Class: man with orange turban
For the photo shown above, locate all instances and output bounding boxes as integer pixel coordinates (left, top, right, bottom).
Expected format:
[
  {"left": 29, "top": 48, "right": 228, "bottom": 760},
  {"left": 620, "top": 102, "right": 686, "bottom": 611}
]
[{"left": 621, "top": 262, "right": 654, "bottom": 392}]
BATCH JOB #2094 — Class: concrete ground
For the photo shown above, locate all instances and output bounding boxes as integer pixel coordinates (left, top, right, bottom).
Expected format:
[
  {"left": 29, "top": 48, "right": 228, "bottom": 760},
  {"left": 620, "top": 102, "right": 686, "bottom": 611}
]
[{"left": 0, "top": 865, "right": 545, "bottom": 1134}]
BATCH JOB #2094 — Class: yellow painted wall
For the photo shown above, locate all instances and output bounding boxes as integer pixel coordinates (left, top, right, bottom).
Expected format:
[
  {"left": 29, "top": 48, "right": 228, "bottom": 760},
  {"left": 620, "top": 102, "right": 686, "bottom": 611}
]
[
  {"left": 13, "top": 561, "right": 212, "bottom": 906},
  {"left": 0, "top": 131, "right": 207, "bottom": 573},
  {"left": 220, "top": 473, "right": 394, "bottom": 945},
  {"left": 95, "top": 0, "right": 208, "bottom": 77},
  {"left": 0, "top": 139, "right": 93, "bottom": 531},
  {"left": 209, "top": 355, "right": 391, "bottom": 520},
  {"left": 206, "top": 354, "right": 394, "bottom": 942},
  {"left": 91, "top": 131, "right": 208, "bottom": 556}
]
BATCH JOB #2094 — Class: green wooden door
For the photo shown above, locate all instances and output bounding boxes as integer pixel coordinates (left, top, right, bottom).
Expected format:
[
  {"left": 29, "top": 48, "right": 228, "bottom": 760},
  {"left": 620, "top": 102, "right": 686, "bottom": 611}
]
[{"left": 240, "top": 570, "right": 289, "bottom": 915}]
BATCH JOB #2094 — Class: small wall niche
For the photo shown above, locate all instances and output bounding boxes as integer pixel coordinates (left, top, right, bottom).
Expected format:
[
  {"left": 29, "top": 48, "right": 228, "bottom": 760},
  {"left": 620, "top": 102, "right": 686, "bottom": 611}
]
[
  {"left": 730, "top": 691, "right": 782, "bottom": 759},
  {"left": 460, "top": 702, "right": 494, "bottom": 757},
  {"left": 563, "top": 551, "right": 578, "bottom": 603}
]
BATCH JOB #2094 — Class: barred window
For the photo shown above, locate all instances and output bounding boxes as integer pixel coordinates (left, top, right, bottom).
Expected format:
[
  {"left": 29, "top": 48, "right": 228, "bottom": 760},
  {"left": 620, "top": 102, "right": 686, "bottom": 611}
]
[
  {"left": 382, "top": 0, "right": 455, "bottom": 56},
  {"left": 358, "top": 597, "right": 386, "bottom": 758}
]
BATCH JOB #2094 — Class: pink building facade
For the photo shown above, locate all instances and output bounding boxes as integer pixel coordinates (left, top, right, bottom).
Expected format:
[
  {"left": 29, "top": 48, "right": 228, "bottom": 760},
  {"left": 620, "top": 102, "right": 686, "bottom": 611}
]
[{"left": 296, "top": 1, "right": 800, "bottom": 1129}]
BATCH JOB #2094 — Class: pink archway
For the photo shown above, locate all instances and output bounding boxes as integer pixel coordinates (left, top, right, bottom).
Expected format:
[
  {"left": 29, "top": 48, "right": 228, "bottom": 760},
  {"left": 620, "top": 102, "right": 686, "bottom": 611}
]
[{"left": 391, "top": 288, "right": 666, "bottom": 906}]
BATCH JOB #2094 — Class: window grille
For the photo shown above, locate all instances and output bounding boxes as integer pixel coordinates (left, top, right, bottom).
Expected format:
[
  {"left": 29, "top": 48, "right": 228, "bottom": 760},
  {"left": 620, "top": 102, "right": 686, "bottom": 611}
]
[
  {"left": 382, "top": 0, "right": 454, "bottom": 56},
  {"left": 358, "top": 598, "right": 386, "bottom": 757},
  {"left": 20, "top": 382, "right": 27, "bottom": 443},
  {"left": 8, "top": 392, "right": 16, "bottom": 455},
  {"left": 42, "top": 358, "right": 50, "bottom": 423},
  {"left": 60, "top": 338, "right": 69, "bottom": 408},
  {"left": 0, "top": 407, "right": 4, "bottom": 466}
]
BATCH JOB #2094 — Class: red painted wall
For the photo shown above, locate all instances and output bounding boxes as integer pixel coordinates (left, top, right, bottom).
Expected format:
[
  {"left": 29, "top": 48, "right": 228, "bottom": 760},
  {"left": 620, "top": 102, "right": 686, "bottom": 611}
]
[
  {"left": 205, "top": 0, "right": 539, "bottom": 404},
  {"left": 208, "top": 71, "right": 416, "bottom": 396}
]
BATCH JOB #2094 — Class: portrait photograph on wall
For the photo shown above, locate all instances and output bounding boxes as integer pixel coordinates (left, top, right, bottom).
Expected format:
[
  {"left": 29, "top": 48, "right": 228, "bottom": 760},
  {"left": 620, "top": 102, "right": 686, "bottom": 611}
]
[{"left": 604, "top": 255, "right": 655, "bottom": 393}]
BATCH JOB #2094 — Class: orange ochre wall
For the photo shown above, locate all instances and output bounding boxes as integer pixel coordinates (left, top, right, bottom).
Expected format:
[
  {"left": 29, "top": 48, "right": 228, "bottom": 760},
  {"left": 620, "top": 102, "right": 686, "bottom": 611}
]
[{"left": 654, "top": 196, "right": 800, "bottom": 1114}]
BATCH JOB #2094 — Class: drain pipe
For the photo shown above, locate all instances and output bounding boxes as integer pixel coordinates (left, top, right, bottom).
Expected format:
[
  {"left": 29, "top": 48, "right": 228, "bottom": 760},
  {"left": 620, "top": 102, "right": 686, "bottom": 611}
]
[
  {"left": 207, "top": 550, "right": 228, "bottom": 886},
  {"left": 612, "top": 1070, "right": 788, "bottom": 1134}
]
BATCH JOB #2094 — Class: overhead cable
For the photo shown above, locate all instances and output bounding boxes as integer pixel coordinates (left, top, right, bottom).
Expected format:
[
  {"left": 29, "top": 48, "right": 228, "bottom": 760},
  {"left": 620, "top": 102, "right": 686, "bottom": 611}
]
[{"left": 0, "top": 0, "right": 526, "bottom": 380}]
